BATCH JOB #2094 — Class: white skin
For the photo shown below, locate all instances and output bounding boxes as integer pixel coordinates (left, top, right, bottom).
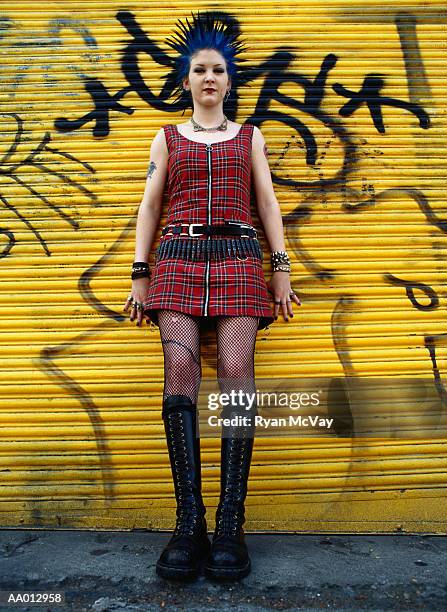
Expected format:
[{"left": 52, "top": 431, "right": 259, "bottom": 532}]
[{"left": 124, "top": 48, "right": 301, "bottom": 325}]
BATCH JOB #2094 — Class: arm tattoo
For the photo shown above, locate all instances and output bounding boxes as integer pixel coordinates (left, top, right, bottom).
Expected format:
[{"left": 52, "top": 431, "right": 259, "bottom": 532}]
[
  {"left": 146, "top": 161, "right": 157, "bottom": 179},
  {"left": 263, "top": 144, "right": 269, "bottom": 160}
]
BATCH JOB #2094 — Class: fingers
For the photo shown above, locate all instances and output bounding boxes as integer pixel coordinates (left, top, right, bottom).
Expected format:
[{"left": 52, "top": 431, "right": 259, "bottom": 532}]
[
  {"left": 272, "top": 291, "right": 301, "bottom": 322},
  {"left": 123, "top": 295, "right": 133, "bottom": 312},
  {"left": 273, "top": 298, "right": 281, "bottom": 320},
  {"left": 272, "top": 300, "right": 291, "bottom": 321},
  {"left": 123, "top": 295, "right": 146, "bottom": 326},
  {"left": 132, "top": 302, "right": 145, "bottom": 326},
  {"left": 133, "top": 302, "right": 145, "bottom": 326},
  {"left": 287, "top": 298, "right": 294, "bottom": 319},
  {"left": 138, "top": 308, "right": 144, "bottom": 327}
]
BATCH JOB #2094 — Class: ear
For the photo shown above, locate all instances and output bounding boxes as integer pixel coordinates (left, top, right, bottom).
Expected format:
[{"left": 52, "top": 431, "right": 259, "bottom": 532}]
[{"left": 183, "top": 77, "right": 190, "bottom": 91}]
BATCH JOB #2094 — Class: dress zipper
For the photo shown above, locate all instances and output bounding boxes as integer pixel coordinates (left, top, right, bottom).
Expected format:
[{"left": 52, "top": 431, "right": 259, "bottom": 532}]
[{"left": 203, "top": 144, "right": 213, "bottom": 316}]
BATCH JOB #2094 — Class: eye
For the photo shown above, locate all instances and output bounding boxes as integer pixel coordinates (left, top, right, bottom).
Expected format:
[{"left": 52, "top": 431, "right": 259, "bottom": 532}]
[{"left": 193, "top": 68, "right": 224, "bottom": 73}]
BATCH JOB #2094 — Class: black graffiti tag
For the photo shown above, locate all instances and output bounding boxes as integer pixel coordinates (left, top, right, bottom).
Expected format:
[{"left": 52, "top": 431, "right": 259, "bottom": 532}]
[
  {"left": 334, "top": 74, "right": 430, "bottom": 133},
  {"left": 53, "top": 10, "right": 431, "bottom": 169}
]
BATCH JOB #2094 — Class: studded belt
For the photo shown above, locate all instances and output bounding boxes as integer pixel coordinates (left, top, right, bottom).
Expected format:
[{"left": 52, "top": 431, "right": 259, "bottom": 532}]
[
  {"left": 155, "top": 237, "right": 263, "bottom": 262},
  {"left": 161, "top": 221, "right": 257, "bottom": 238}
]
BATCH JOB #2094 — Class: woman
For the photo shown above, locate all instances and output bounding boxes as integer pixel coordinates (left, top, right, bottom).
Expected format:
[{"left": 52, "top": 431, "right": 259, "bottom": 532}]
[{"left": 123, "top": 13, "right": 301, "bottom": 581}]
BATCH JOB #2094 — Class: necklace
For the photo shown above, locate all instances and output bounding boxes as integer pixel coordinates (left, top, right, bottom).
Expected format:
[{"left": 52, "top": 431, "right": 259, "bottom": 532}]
[{"left": 191, "top": 115, "right": 228, "bottom": 132}]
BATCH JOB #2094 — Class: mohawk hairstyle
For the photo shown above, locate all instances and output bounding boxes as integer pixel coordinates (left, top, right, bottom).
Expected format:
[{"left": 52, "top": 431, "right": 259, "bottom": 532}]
[{"left": 164, "top": 11, "right": 247, "bottom": 108}]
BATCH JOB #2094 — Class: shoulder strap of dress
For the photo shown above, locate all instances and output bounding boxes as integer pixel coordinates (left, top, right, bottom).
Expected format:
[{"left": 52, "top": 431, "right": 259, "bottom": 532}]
[
  {"left": 162, "top": 124, "right": 177, "bottom": 153},
  {"left": 242, "top": 122, "right": 254, "bottom": 138},
  {"left": 241, "top": 123, "right": 255, "bottom": 148}
]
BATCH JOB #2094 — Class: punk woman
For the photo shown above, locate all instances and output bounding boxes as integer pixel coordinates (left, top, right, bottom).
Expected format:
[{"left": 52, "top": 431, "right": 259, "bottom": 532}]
[{"left": 123, "top": 12, "right": 301, "bottom": 581}]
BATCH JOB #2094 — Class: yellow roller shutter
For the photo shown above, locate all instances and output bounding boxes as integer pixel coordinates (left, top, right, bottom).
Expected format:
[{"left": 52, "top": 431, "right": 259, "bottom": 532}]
[{"left": 0, "top": 1, "right": 445, "bottom": 532}]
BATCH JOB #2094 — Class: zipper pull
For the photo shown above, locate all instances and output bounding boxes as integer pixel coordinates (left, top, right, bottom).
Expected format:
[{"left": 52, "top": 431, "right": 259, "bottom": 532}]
[{"left": 206, "top": 144, "right": 213, "bottom": 151}]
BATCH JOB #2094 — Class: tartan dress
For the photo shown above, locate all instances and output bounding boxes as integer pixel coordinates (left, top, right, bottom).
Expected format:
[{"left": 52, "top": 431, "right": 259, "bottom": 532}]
[{"left": 143, "top": 122, "right": 275, "bottom": 331}]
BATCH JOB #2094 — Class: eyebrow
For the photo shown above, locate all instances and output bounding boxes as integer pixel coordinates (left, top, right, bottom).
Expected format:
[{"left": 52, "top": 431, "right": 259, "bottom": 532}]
[{"left": 193, "top": 63, "right": 225, "bottom": 67}]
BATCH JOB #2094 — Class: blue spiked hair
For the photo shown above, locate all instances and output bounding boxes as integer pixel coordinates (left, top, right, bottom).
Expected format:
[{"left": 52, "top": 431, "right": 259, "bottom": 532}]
[{"left": 164, "top": 11, "right": 247, "bottom": 108}]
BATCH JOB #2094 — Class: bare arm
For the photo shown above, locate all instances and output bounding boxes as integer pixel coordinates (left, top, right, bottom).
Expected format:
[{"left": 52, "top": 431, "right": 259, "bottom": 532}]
[
  {"left": 251, "top": 125, "right": 286, "bottom": 253},
  {"left": 251, "top": 125, "right": 301, "bottom": 321},
  {"left": 134, "top": 127, "right": 169, "bottom": 262},
  {"left": 124, "top": 128, "right": 168, "bottom": 326}
]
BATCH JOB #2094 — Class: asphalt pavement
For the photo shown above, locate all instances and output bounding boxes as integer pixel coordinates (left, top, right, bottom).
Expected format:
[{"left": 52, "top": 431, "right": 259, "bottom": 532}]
[{"left": 0, "top": 530, "right": 446, "bottom": 611}]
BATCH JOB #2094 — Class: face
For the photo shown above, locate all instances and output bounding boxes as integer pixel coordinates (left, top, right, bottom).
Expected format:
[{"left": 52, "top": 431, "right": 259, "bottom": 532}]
[{"left": 183, "top": 48, "right": 231, "bottom": 107}]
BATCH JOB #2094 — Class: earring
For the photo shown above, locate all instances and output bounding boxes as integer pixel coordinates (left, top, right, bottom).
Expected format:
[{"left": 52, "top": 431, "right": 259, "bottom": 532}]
[{"left": 224, "top": 89, "right": 231, "bottom": 102}]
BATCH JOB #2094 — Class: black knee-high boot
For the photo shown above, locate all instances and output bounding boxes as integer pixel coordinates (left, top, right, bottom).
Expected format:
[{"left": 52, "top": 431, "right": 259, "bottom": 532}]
[
  {"left": 204, "top": 398, "right": 257, "bottom": 580},
  {"left": 156, "top": 394, "right": 210, "bottom": 580}
]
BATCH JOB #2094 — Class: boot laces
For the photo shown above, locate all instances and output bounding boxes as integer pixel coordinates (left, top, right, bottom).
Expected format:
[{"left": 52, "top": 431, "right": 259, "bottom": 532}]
[
  {"left": 167, "top": 411, "right": 205, "bottom": 537},
  {"left": 174, "top": 508, "right": 203, "bottom": 536},
  {"left": 215, "top": 437, "right": 250, "bottom": 537}
]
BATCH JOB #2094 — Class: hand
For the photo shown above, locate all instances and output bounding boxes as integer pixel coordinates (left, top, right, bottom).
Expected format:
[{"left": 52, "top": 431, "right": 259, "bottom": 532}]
[
  {"left": 267, "top": 271, "right": 301, "bottom": 322},
  {"left": 123, "top": 277, "right": 151, "bottom": 327}
]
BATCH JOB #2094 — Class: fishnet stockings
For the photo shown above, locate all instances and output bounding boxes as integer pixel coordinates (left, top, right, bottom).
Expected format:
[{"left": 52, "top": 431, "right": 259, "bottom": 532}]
[
  {"left": 216, "top": 316, "right": 259, "bottom": 414},
  {"left": 157, "top": 311, "right": 259, "bottom": 406},
  {"left": 158, "top": 310, "right": 202, "bottom": 403}
]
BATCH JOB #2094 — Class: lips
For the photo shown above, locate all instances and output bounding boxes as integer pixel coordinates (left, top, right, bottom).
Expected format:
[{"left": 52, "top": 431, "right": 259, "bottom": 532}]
[{"left": 203, "top": 88, "right": 216, "bottom": 93}]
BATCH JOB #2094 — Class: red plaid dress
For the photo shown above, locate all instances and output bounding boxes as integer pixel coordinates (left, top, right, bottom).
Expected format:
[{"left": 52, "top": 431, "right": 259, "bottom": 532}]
[{"left": 143, "top": 123, "right": 275, "bottom": 331}]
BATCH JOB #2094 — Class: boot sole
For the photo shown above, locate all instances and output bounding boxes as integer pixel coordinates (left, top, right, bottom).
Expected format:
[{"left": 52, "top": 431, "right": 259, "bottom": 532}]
[
  {"left": 156, "top": 539, "right": 211, "bottom": 581},
  {"left": 156, "top": 561, "right": 199, "bottom": 581},
  {"left": 204, "top": 559, "right": 251, "bottom": 581}
]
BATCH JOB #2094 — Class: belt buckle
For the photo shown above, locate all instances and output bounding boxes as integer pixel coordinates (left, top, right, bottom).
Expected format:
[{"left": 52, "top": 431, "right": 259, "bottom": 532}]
[
  {"left": 188, "top": 223, "right": 204, "bottom": 237},
  {"left": 226, "top": 220, "right": 255, "bottom": 237},
  {"left": 239, "top": 224, "right": 256, "bottom": 238}
]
